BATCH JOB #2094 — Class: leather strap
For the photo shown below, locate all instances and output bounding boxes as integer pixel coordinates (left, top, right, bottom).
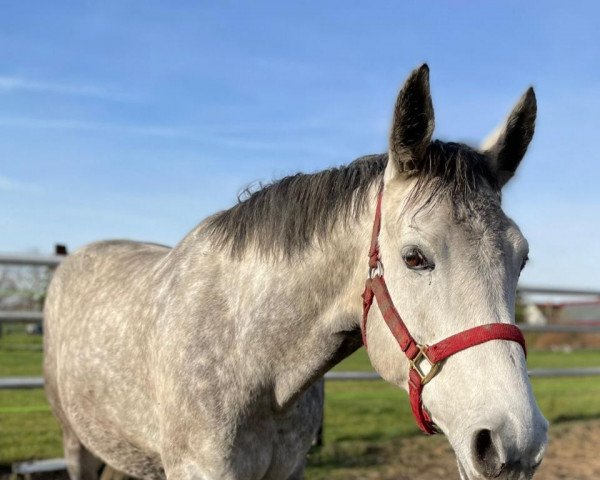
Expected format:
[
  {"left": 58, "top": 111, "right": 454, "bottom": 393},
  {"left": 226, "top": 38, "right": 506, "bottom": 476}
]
[{"left": 368, "top": 187, "right": 384, "bottom": 269}]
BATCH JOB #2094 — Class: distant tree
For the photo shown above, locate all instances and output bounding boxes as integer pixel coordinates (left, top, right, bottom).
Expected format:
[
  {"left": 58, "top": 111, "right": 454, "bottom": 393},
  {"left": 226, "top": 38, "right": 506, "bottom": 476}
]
[{"left": 0, "top": 265, "right": 53, "bottom": 311}]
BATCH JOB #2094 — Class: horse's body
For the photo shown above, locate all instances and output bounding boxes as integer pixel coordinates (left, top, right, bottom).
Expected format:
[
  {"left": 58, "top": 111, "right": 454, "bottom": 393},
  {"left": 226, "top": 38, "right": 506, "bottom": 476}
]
[
  {"left": 45, "top": 65, "right": 548, "bottom": 480},
  {"left": 44, "top": 235, "right": 340, "bottom": 479}
]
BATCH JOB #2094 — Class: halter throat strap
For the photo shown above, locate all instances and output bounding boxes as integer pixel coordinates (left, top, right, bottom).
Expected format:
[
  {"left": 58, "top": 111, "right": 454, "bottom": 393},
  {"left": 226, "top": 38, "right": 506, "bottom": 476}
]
[{"left": 361, "top": 184, "right": 527, "bottom": 435}]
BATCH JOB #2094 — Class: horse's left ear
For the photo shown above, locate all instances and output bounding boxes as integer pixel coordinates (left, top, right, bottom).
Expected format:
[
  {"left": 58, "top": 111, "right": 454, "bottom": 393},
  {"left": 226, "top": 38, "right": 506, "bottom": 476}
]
[{"left": 482, "top": 87, "right": 537, "bottom": 187}]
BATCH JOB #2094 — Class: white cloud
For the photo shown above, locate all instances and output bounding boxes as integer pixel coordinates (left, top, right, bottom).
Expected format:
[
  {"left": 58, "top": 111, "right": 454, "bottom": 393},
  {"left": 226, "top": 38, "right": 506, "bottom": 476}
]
[
  {"left": 0, "top": 117, "right": 186, "bottom": 138},
  {"left": 0, "top": 175, "right": 42, "bottom": 194},
  {"left": 0, "top": 116, "right": 357, "bottom": 157},
  {"left": 0, "top": 76, "right": 135, "bottom": 101}
]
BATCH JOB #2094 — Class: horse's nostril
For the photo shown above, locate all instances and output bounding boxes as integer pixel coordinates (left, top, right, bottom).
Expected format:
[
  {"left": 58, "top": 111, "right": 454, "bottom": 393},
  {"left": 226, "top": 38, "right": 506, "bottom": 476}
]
[{"left": 472, "top": 429, "right": 505, "bottom": 478}]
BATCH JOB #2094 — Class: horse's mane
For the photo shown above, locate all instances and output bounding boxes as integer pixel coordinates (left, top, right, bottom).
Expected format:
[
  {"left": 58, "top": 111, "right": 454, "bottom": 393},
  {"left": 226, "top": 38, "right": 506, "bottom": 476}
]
[{"left": 206, "top": 141, "right": 498, "bottom": 258}]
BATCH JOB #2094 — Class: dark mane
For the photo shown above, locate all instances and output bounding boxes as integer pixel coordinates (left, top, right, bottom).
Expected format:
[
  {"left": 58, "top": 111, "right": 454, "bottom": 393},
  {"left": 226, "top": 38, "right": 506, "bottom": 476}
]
[
  {"left": 206, "top": 141, "right": 498, "bottom": 258},
  {"left": 206, "top": 154, "right": 386, "bottom": 258}
]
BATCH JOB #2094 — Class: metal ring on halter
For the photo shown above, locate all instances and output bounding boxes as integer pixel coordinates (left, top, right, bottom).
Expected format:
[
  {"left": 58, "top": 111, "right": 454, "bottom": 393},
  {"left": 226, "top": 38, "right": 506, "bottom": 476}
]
[{"left": 368, "top": 260, "right": 384, "bottom": 279}]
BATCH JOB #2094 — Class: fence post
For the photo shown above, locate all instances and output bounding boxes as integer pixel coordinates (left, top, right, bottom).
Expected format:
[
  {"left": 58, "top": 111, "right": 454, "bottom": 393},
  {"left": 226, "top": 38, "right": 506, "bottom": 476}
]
[
  {"left": 315, "top": 377, "right": 324, "bottom": 447},
  {"left": 35, "top": 244, "right": 69, "bottom": 333}
]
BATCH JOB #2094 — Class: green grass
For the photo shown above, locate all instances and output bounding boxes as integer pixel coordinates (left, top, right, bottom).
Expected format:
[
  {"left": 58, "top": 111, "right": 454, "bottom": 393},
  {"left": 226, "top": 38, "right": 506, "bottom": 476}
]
[
  {"left": 0, "top": 333, "right": 43, "bottom": 377},
  {"left": 1, "top": 331, "right": 600, "bottom": 470},
  {"left": 526, "top": 348, "right": 600, "bottom": 369},
  {"left": 0, "top": 389, "right": 62, "bottom": 463},
  {"left": 0, "top": 331, "right": 59, "bottom": 464}
]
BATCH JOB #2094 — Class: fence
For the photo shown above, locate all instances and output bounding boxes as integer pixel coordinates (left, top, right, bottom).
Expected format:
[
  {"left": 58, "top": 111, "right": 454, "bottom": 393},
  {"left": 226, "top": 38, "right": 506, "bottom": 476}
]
[
  {"left": 1, "top": 251, "right": 600, "bottom": 390},
  {"left": 1, "top": 251, "right": 600, "bottom": 475}
]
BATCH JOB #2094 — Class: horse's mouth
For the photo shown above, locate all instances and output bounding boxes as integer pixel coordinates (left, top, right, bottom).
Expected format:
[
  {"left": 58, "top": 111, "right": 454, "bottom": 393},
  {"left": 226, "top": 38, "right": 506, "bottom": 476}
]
[{"left": 456, "top": 457, "right": 539, "bottom": 480}]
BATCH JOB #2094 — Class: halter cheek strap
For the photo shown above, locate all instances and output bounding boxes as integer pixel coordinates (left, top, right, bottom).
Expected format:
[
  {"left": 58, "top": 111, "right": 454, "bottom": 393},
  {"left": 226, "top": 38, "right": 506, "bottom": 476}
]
[{"left": 361, "top": 185, "right": 527, "bottom": 435}]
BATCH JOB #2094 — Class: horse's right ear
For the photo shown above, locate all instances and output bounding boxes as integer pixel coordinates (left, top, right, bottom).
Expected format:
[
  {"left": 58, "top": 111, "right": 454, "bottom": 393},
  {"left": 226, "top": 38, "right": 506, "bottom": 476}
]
[{"left": 388, "top": 64, "right": 435, "bottom": 177}]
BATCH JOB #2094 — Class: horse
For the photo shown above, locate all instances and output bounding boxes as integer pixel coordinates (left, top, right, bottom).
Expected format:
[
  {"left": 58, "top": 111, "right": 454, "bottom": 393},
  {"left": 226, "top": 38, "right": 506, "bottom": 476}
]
[{"left": 44, "top": 64, "right": 548, "bottom": 480}]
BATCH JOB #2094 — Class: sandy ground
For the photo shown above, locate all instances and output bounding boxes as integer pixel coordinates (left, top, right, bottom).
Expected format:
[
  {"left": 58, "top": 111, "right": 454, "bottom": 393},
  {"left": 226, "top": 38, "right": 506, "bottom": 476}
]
[
  {"left": 2, "top": 420, "right": 599, "bottom": 480},
  {"left": 329, "top": 419, "right": 600, "bottom": 480}
]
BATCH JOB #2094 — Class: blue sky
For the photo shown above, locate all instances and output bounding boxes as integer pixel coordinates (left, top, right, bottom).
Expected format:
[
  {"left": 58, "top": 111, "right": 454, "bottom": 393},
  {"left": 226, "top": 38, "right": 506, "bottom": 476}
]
[{"left": 1, "top": 1, "right": 599, "bottom": 289}]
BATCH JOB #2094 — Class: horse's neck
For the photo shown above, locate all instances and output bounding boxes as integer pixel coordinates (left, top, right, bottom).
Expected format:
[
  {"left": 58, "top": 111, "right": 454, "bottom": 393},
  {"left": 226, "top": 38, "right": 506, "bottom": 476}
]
[{"left": 227, "top": 210, "right": 374, "bottom": 409}]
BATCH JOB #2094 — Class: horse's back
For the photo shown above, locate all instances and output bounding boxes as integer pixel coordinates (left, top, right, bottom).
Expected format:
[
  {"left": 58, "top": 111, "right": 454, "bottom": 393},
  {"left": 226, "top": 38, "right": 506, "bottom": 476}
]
[
  {"left": 44, "top": 240, "right": 171, "bottom": 476},
  {"left": 44, "top": 239, "right": 170, "bottom": 343}
]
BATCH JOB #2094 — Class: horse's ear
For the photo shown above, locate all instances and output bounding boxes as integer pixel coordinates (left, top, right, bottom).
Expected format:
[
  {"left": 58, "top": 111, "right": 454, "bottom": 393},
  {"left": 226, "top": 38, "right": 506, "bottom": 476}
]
[
  {"left": 388, "top": 64, "right": 435, "bottom": 177},
  {"left": 482, "top": 87, "right": 537, "bottom": 187}
]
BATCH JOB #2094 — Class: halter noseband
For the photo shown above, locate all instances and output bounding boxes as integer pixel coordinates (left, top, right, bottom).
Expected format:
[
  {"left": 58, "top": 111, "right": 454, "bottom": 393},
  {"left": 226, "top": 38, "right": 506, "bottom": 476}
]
[{"left": 361, "top": 184, "right": 527, "bottom": 434}]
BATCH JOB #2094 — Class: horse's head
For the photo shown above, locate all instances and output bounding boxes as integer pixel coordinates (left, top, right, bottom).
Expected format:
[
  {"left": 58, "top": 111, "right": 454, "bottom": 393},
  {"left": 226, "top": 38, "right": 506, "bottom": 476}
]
[{"left": 364, "top": 65, "right": 548, "bottom": 479}]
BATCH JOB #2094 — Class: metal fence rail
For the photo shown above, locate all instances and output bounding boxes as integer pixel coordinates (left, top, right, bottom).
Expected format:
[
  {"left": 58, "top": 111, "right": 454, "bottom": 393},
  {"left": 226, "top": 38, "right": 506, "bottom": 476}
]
[
  {"left": 518, "top": 285, "right": 600, "bottom": 297},
  {"left": 4, "top": 308, "right": 600, "bottom": 333},
  {"left": 0, "top": 377, "right": 45, "bottom": 389},
  {"left": 519, "top": 324, "right": 600, "bottom": 334},
  {"left": 12, "top": 458, "right": 67, "bottom": 475},
  {"left": 324, "top": 368, "right": 600, "bottom": 381},
  {"left": 0, "top": 253, "right": 63, "bottom": 267},
  {"left": 0, "top": 311, "right": 45, "bottom": 323},
  {"left": 2, "top": 307, "right": 600, "bottom": 329},
  {"left": 325, "top": 368, "right": 600, "bottom": 380},
  {"left": 3, "top": 367, "right": 600, "bottom": 390}
]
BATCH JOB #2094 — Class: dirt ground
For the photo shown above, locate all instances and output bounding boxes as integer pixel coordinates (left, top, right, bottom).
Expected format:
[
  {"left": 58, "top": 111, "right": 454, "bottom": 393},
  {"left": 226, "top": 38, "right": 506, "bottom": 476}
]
[
  {"left": 327, "top": 419, "right": 600, "bottom": 480},
  {"left": 2, "top": 420, "right": 599, "bottom": 480},
  {"left": 529, "top": 332, "right": 600, "bottom": 350}
]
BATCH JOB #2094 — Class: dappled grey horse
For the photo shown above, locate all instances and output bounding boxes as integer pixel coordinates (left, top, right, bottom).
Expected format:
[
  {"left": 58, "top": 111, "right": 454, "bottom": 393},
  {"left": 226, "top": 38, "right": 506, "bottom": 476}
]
[{"left": 44, "top": 65, "right": 547, "bottom": 480}]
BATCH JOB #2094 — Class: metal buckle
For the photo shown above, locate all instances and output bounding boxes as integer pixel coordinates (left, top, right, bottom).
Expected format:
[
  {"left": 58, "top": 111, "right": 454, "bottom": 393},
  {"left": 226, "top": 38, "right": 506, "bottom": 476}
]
[
  {"left": 368, "top": 260, "right": 384, "bottom": 279},
  {"left": 410, "top": 345, "right": 441, "bottom": 385}
]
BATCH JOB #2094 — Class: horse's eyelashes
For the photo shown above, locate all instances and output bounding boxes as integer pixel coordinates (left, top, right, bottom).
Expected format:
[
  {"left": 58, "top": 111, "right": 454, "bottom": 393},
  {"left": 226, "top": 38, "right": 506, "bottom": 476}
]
[{"left": 403, "top": 247, "right": 434, "bottom": 270}]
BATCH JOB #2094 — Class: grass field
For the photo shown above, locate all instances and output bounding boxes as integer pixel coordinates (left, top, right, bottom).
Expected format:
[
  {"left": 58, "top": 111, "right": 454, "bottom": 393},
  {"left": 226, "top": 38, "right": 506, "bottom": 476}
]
[{"left": 1, "top": 330, "right": 600, "bottom": 476}]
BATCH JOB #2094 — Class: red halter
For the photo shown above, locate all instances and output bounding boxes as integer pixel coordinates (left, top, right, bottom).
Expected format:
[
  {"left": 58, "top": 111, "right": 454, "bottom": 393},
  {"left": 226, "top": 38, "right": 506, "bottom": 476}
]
[{"left": 361, "top": 185, "right": 527, "bottom": 434}]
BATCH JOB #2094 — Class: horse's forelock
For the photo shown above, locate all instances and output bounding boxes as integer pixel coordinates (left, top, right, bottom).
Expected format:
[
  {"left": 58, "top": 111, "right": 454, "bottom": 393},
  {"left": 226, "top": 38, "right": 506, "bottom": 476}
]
[{"left": 405, "top": 141, "right": 500, "bottom": 218}]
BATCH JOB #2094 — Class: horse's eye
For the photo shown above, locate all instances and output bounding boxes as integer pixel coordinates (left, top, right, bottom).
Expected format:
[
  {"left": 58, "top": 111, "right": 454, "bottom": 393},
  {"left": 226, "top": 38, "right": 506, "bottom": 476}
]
[
  {"left": 520, "top": 255, "right": 529, "bottom": 272},
  {"left": 403, "top": 248, "right": 431, "bottom": 270}
]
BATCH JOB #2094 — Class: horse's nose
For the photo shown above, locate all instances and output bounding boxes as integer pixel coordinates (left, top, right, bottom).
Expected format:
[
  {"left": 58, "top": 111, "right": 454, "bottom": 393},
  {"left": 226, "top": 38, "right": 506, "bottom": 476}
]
[
  {"left": 471, "top": 425, "right": 547, "bottom": 478},
  {"left": 472, "top": 429, "right": 505, "bottom": 477}
]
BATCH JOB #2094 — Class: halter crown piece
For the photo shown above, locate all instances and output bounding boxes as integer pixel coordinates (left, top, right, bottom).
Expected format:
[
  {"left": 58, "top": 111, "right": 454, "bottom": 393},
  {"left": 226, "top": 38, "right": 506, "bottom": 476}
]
[{"left": 361, "top": 183, "right": 527, "bottom": 434}]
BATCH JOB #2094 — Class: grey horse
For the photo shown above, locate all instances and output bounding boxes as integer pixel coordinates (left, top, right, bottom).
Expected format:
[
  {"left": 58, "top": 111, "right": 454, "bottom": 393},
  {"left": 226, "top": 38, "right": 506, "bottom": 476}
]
[{"left": 44, "top": 65, "right": 547, "bottom": 480}]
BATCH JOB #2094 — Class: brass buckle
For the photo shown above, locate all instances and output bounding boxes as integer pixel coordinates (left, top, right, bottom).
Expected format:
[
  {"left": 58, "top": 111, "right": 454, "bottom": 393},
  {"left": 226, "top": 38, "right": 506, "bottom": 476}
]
[{"left": 410, "top": 345, "right": 441, "bottom": 385}]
